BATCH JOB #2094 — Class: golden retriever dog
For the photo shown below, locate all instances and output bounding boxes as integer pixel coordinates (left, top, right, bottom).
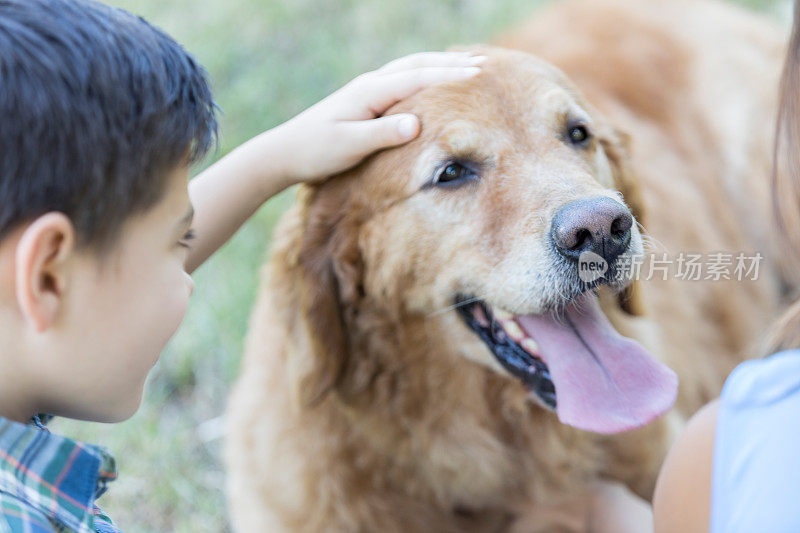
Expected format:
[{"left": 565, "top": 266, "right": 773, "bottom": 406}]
[{"left": 226, "top": 0, "right": 787, "bottom": 530}]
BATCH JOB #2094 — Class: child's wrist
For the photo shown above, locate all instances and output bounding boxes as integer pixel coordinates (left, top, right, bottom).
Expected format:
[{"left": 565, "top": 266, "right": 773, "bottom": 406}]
[{"left": 247, "top": 126, "right": 303, "bottom": 197}]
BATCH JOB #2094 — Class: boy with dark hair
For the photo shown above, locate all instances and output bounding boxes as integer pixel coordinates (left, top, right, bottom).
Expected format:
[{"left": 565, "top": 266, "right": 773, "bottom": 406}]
[{"left": 0, "top": 0, "right": 483, "bottom": 530}]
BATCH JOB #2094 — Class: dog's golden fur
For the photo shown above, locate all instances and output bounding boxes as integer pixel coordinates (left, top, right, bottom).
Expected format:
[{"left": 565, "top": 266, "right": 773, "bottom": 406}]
[{"left": 226, "top": 1, "right": 787, "bottom": 530}]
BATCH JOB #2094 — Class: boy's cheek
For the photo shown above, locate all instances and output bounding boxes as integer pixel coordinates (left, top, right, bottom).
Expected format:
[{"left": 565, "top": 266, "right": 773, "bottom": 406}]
[
  {"left": 31, "top": 253, "right": 189, "bottom": 423},
  {"left": 81, "top": 274, "right": 188, "bottom": 423},
  {"left": 97, "top": 277, "right": 192, "bottom": 422}
]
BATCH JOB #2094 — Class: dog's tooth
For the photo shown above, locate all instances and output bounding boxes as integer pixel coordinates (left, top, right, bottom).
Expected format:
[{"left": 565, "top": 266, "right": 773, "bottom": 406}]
[
  {"left": 521, "top": 338, "right": 540, "bottom": 354},
  {"left": 473, "top": 305, "right": 490, "bottom": 327},
  {"left": 499, "top": 319, "right": 524, "bottom": 341},
  {"left": 493, "top": 309, "right": 513, "bottom": 320}
]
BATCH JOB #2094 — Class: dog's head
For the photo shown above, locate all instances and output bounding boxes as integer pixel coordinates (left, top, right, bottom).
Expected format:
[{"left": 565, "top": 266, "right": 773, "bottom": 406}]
[{"left": 289, "top": 47, "right": 677, "bottom": 434}]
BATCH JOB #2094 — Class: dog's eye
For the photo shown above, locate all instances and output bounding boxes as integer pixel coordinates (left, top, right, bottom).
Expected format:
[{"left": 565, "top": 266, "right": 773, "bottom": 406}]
[
  {"left": 567, "top": 125, "right": 590, "bottom": 145},
  {"left": 433, "top": 162, "right": 477, "bottom": 187}
]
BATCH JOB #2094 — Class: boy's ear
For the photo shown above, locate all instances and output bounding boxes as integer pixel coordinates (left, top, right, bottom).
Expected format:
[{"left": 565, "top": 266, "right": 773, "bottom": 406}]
[{"left": 15, "top": 212, "right": 75, "bottom": 332}]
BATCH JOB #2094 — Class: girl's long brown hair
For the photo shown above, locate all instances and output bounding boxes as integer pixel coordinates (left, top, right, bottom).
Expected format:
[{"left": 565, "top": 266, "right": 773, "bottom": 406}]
[{"left": 762, "top": 0, "right": 800, "bottom": 354}]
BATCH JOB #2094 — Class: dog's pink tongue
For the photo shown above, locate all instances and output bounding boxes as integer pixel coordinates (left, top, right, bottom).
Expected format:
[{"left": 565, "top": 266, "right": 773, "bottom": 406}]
[{"left": 515, "top": 294, "right": 678, "bottom": 434}]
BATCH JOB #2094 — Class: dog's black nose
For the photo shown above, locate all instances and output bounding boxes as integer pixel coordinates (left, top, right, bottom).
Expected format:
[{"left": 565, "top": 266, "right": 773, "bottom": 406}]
[{"left": 551, "top": 197, "right": 633, "bottom": 263}]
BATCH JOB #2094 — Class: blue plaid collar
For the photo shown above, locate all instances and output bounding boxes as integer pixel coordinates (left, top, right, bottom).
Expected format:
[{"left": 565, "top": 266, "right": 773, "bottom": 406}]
[{"left": 0, "top": 414, "right": 117, "bottom": 533}]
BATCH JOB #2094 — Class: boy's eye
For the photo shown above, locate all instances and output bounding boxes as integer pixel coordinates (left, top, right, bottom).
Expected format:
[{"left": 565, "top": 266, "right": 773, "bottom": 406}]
[{"left": 179, "top": 228, "right": 196, "bottom": 249}]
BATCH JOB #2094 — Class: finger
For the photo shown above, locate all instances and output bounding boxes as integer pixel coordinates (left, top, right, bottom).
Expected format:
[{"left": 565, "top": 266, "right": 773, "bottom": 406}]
[
  {"left": 336, "top": 113, "right": 421, "bottom": 157},
  {"left": 376, "top": 51, "right": 485, "bottom": 75},
  {"left": 350, "top": 66, "right": 482, "bottom": 117}
]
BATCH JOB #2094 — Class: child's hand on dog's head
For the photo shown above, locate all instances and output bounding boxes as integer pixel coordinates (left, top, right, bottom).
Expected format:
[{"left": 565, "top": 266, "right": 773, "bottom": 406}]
[
  {"left": 184, "top": 52, "right": 483, "bottom": 273},
  {"left": 261, "top": 51, "right": 485, "bottom": 184}
]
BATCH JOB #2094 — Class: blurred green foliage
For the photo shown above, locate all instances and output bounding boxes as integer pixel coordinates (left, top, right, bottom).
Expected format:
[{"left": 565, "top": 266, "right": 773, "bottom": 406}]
[{"left": 52, "top": 0, "right": 786, "bottom": 531}]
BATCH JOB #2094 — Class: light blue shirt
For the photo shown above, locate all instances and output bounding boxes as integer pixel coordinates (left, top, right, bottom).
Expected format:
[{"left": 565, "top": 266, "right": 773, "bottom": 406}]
[{"left": 710, "top": 349, "right": 800, "bottom": 532}]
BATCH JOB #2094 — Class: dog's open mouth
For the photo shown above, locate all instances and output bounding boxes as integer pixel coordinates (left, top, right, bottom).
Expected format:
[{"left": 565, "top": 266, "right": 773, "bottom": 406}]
[
  {"left": 456, "top": 299, "right": 557, "bottom": 410},
  {"left": 456, "top": 292, "right": 679, "bottom": 434}
]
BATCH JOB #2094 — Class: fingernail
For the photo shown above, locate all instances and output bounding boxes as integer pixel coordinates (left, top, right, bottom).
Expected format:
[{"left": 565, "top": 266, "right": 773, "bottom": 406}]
[
  {"left": 466, "top": 55, "right": 487, "bottom": 65},
  {"left": 460, "top": 66, "right": 482, "bottom": 78},
  {"left": 397, "top": 115, "right": 419, "bottom": 139}
]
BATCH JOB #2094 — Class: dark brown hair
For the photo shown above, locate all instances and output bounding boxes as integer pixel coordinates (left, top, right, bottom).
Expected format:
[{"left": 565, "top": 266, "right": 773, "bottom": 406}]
[{"left": 0, "top": 0, "right": 217, "bottom": 253}]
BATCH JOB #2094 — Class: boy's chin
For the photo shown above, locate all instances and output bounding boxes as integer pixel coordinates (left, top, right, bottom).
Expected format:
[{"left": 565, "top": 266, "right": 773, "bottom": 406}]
[
  {"left": 99, "top": 394, "right": 145, "bottom": 423},
  {"left": 50, "top": 389, "right": 144, "bottom": 424},
  {"left": 92, "top": 405, "right": 140, "bottom": 424}
]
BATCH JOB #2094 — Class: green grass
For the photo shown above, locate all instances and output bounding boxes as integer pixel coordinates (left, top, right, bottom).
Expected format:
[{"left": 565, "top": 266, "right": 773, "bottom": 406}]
[{"left": 52, "top": 0, "right": 786, "bottom": 531}]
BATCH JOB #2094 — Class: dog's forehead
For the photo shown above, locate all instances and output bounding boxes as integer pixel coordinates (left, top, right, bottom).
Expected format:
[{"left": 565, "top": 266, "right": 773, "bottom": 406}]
[
  {"left": 411, "top": 53, "right": 592, "bottom": 144},
  {"left": 364, "top": 49, "right": 601, "bottom": 198}
]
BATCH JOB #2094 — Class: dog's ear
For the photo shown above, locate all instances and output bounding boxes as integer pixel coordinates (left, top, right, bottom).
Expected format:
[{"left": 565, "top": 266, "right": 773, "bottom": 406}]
[
  {"left": 599, "top": 126, "right": 645, "bottom": 225},
  {"left": 599, "top": 126, "right": 647, "bottom": 317},
  {"left": 293, "top": 183, "right": 363, "bottom": 407}
]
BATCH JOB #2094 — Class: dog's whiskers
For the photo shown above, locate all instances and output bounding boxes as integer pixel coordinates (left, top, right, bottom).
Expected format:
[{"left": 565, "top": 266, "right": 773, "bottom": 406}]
[
  {"left": 426, "top": 296, "right": 482, "bottom": 317},
  {"left": 636, "top": 221, "right": 669, "bottom": 253}
]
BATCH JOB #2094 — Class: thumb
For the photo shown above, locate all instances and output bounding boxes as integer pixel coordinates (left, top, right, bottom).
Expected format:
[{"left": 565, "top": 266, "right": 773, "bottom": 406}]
[{"left": 343, "top": 113, "right": 421, "bottom": 154}]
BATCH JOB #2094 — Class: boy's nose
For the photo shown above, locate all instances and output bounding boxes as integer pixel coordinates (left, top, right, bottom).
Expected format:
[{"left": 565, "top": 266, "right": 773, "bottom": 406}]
[{"left": 184, "top": 271, "right": 194, "bottom": 297}]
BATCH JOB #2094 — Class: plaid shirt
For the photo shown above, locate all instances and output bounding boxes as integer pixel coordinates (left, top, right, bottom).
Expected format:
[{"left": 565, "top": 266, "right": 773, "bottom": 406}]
[{"left": 0, "top": 415, "right": 120, "bottom": 533}]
